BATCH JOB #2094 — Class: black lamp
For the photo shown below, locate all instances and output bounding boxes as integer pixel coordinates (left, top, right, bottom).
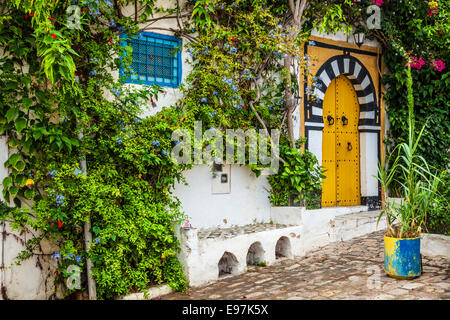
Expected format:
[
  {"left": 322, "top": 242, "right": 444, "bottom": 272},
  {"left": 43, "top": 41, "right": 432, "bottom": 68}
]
[{"left": 353, "top": 30, "right": 365, "bottom": 48}]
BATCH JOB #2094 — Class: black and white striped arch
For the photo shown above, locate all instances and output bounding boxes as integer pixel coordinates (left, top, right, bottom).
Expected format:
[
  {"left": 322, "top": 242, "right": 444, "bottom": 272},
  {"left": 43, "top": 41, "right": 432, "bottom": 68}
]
[
  {"left": 303, "top": 53, "right": 382, "bottom": 207},
  {"left": 304, "top": 55, "right": 380, "bottom": 129}
]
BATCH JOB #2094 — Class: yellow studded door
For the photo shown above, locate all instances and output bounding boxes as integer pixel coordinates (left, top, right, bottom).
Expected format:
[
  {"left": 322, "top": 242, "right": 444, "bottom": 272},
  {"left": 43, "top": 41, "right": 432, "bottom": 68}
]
[{"left": 321, "top": 75, "right": 360, "bottom": 207}]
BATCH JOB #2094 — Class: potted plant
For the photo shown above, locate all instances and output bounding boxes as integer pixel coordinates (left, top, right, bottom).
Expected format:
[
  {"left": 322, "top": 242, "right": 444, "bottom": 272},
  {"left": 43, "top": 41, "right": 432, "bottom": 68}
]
[
  {"left": 267, "top": 139, "right": 325, "bottom": 225},
  {"left": 268, "top": 139, "right": 325, "bottom": 209},
  {"left": 376, "top": 65, "right": 444, "bottom": 279}
]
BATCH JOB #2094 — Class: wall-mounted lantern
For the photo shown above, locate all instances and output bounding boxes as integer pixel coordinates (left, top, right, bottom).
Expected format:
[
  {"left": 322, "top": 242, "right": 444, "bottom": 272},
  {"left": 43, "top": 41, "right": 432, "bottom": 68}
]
[{"left": 353, "top": 31, "right": 366, "bottom": 48}]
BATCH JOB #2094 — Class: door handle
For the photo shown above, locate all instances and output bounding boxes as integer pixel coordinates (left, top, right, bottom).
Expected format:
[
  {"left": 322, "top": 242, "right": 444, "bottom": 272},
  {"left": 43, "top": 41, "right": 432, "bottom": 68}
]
[
  {"left": 341, "top": 115, "right": 348, "bottom": 125},
  {"left": 347, "top": 142, "right": 352, "bottom": 151},
  {"left": 327, "top": 115, "right": 334, "bottom": 126}
]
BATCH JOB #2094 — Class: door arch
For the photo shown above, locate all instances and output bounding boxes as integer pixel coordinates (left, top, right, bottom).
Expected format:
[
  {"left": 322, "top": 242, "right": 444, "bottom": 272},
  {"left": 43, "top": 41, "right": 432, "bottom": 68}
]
[{"left": 322, "top": 75, "right": 360, "bottom": 207}]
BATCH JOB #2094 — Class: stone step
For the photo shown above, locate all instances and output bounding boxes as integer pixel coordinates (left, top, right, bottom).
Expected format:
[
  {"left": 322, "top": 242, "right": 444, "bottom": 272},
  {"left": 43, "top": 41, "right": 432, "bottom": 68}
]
[{"left": 330, "top": 210, "right": 386, "bottom": 242}]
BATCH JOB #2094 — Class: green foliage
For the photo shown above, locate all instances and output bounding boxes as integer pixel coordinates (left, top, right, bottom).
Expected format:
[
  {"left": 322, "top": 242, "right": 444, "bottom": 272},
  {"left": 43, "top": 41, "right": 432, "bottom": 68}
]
[
  {"left": 268, "top": 138, "right": 324, "bottom": 209},
  {"left": 253, "top": 260, "right": 266, "bottom": 267},
  {"left": 182, "top": 0, "right": 348, "bottom": 210},
  {"left": 0, "top": 0, "right": 190, "bottom": 299},
  {"left": 376, "top": 66, "right": 446, "bottom": 238},
  {"left": 182, "top": 0, "right": 354, "bottom": 133},
  {"left": 426, "top": 170, "right": 449, "bottom": 236},
  {"left": 0, "top": 0, "right": 363, "bottom": 299},
  {"left": 379, "top": 1, "right": 449, "bottom": 177},
  {"left": 182, "top": 0, "right": 306, "bottom": 132},
  {"left": 375, "top": 0, "right": 449, "bottom": 234}
]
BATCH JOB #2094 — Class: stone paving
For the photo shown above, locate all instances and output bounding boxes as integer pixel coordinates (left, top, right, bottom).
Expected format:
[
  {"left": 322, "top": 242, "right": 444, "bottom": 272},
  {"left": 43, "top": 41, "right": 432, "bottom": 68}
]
[
  {"left": 198, "top": 223, "right": 292, "bottom": 239},
  {"left": 160, "top": 231, "right": 450, "bottom": 300}
]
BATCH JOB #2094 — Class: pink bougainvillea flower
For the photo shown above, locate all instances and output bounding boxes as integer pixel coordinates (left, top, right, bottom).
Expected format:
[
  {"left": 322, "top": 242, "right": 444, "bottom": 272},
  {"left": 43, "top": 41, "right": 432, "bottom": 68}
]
[
  {"left": 405, "top": 57, "right": 425, "bottom": 70},
  {"left": 370, "top": 0, "right": 383, "bottom": 6},
  {"left": 430, "top": 60, "right": 446, "bottom": 72},
  {"left": 415, "top": 57, "right": 425, "bottom": 69}
]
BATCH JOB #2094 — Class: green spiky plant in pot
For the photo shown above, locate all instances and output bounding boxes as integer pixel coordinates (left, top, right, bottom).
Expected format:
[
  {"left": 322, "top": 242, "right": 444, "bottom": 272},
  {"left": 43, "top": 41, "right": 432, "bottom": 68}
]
[{"left": 376, "top": 63, "right": 445, "bottom": 279}]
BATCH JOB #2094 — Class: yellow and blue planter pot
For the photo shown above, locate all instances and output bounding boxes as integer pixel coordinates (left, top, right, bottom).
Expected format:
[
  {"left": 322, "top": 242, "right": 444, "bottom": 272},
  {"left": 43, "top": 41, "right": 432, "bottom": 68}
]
[{"left": 384, "top": 235, "right": 421, "bottom": 279}]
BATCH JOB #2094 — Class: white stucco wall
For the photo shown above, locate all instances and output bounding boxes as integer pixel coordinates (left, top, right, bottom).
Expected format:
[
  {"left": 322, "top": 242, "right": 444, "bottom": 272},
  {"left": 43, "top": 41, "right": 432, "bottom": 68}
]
[
  {"left": 179, "top": 225, "right": 303, "bottom": 286},
  {"left": 359, "top": 131, "right": 379, "bottom": 197},
  {"left": 172, "top": 164, "right": 271, "bottom": 229},
  {"left": 311, "top": 29, "right": 380, "bottom": 48},
  {"left": 0, "top": 136, "right": 58, "bottom": 300},
  {"left": 308, "top": 129, "right": 323, "bottom": 165},
  {"left": 0, "top": 136, "right": 8, "bottom": 197},
  {"left": 175, "top": 206, "right": 386, "bottom": 287}
]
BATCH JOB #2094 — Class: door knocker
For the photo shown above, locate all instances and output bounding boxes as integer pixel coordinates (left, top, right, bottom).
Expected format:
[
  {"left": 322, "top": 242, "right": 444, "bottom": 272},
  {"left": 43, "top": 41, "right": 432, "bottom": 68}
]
[
  {"left": 347, "top": 142, "right": 353, "bottom": 151},
  {"left": 341, "top": 115, "right": 348, "bottom": 126},
  {"left": 327, "top": 115, "right": 334, "bottom": 126}
]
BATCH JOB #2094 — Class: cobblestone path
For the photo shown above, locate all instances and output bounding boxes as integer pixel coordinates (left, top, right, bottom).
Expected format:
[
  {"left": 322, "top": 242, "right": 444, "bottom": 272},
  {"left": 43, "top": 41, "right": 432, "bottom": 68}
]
[{"left": 160, "top": 231, "right": 449, "bottom": 300}]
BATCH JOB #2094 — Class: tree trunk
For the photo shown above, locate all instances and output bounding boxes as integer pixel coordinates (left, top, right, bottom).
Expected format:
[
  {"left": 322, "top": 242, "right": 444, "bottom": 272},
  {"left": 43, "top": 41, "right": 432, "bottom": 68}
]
[
  {"left": 284, "top": 54, "right": 296, "bottom": 148},
  {"left": 77, "top": 132, "right": 97, "bottom": 300}
]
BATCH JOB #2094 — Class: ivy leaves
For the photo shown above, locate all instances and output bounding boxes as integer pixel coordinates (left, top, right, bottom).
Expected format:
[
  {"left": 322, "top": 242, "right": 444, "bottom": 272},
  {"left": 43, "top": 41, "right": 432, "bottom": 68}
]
[
  {"left": 14, "top": 118, "right": 27, "bottom": 133},
  {"left": 2, "top": 152, "right": 27, "bottom": 204},
  {"left": 268, "top": 140, "right": 325, "bottom": 208},
  {"left": 192, "top": 0, "right": 214, "bottom": 29},
  {"left": 0, "top": 0, "right": 191, "bottom": 300},
  {"left": 7, "top": 153, "right": 25, "bottom": 172},
  {"left": 0, "top": 60, "right": 80, "bottom": 205}
]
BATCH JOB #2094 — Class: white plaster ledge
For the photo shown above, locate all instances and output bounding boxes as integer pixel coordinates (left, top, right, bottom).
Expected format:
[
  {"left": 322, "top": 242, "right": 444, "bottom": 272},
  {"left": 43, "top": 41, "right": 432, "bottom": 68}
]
[
  {"left": 421, "top": 233, "right": 450, "bottom": 258},
  {"left": 304, "top": 205, "right": 368, "bottom": 217},
  {"left": 270, "top": 206, "right": 304, "bottom": 225},
  {"left": 117, "top": 284, "right": 173, "bottom": 300}
]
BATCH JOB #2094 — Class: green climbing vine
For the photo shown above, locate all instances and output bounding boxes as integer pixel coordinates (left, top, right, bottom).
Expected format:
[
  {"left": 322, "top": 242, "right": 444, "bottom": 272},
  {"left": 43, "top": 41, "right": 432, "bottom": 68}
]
[{"left": 0, "top": 0, "right": 359, "bottom": 299}]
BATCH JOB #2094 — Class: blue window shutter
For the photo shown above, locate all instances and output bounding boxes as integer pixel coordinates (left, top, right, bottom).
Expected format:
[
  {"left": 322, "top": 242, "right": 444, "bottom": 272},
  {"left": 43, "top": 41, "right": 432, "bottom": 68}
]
[{"left": 120, "top": 32, "right": 182, "bottom": 88}]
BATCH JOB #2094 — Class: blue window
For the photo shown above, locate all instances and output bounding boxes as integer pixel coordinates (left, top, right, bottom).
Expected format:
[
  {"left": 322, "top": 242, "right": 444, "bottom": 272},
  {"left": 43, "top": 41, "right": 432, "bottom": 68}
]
[{"left": 120, "top": 32, "right": 182, "bottom": 88}]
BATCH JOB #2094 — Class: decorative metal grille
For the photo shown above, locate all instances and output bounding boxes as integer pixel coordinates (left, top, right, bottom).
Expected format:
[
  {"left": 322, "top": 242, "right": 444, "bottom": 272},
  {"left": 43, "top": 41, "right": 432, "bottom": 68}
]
[{"left": 123, "top": 32, "right": 182, "bottom": 87}]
